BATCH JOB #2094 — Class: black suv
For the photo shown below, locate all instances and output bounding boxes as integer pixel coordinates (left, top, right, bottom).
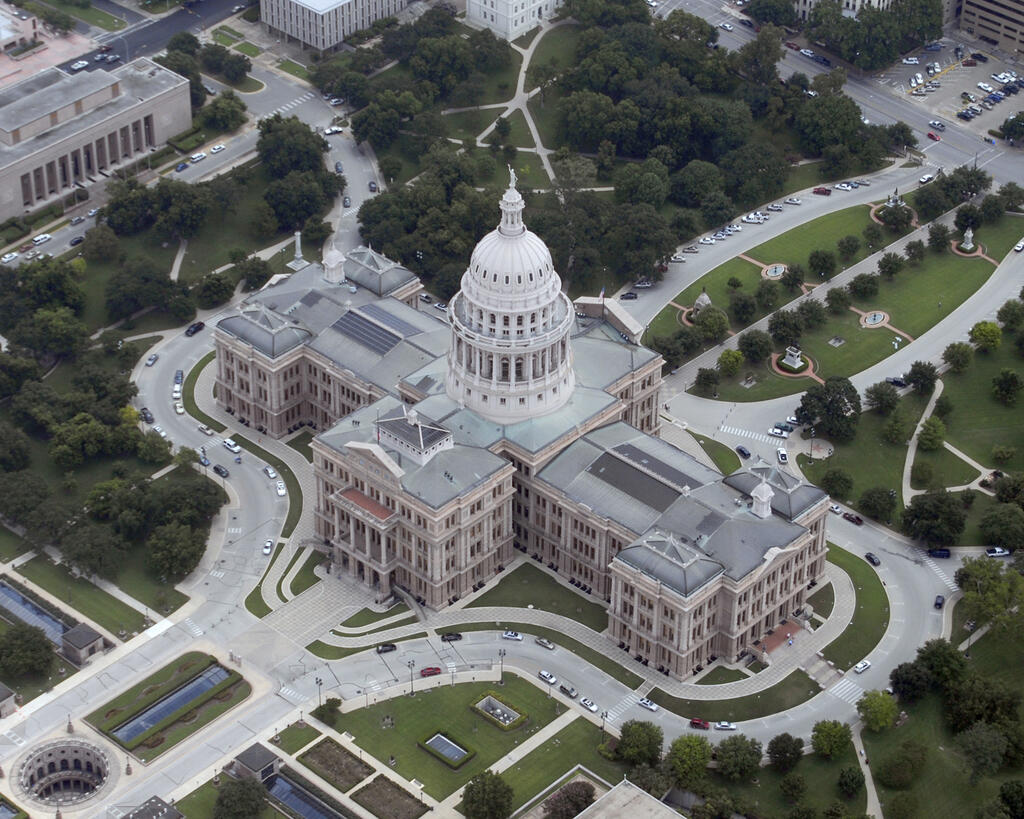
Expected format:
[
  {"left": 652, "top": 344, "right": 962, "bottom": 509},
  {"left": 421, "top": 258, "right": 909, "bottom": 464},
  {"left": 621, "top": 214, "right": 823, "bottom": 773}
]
[
  {"left": 213, "top": 464, "right": 229, "bottom": 477},
  {"left": 376, "top": 643, "right": 397, "bottom": 653},
  {"left": 185, "top": 321, "right": 205, "bottom": 337},
  {"left": 440, "top": 632, "right": 463, "bottom": 642},
  {"left": 139, "top": 407, "right": 154, "bottom": 424}
]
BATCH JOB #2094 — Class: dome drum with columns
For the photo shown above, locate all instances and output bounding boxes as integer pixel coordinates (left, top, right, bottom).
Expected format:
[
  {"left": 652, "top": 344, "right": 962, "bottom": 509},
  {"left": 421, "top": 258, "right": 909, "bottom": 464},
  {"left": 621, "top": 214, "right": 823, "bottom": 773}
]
[{"left": 446, "top": 171, "right": 576, "bottom": 422}]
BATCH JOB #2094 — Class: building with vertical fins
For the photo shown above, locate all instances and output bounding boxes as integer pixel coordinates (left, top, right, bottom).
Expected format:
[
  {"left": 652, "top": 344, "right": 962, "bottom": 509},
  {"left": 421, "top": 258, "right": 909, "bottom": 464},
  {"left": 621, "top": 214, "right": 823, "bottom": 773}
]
[{"left": 213, "top": 176, "right": 828, "bottom": 680}]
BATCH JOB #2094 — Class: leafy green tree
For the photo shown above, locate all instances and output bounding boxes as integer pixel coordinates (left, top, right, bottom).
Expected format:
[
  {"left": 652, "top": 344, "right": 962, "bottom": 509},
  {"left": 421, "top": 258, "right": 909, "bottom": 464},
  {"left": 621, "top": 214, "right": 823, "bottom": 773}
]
[
  {"left": 756, "top": 279, "right": 780, "bottom": 310},
  {"left": 0, "top": 622, "right": 53, "bottom": 677},
  {"left": 738, "top": 330, "right": 773, "bottom": 363},
  {"left": 167, "top": 31, "right": 201, "bottom": 56},
  {"left": 875, "top": 739, "right": 928, "bottom": 790},
  {"left": 999, "top": 182, "right": 1024, "bottom": 211},
  {"left": 906, "top": 360, "right": 938, "bottom": 395},
  {"left": 826, "top": 287, "right": 852, "bottom": 314},
  {"left": 837, "top": 234, "right": 860, "bottom": 261},
  {"left": 820, "top": 468, "right": 854, "bottom": 499},
  {"left": 795, "top": 377, "right": 861, "bottom": 442},
  {"left": 543, "top": 780, "right": 595, "bottom": 818},
  {"left": 863, "top": 223, "right": 883, "bottom": 249},
  {"left": 943, "top": 341, "right": 973, "bottom": 373},
  {"left": 956, "top": 203, "right": 983, "bottom": 233},
  {"left": 695, "top": 368, "right": 720, "bottom": 395},
  {"left": 1003, "top": 113, "right": 1024, "bottom": 142},
  {"left": 889, "top": 661, "right": 932, "bottom": 702},
  {"left": 981, "top": 194, "right": 1006, "bottom": 224},
  {"left": 905, "top": 239, "right": 926, "bottom": 264},
  {"left": 617, "top": 720, "right": 664, "bottom": 768},
  {"left": 847, "top": 273, "right": 879, "bottom": 298},
  {"left": 859, "top": 486, "right": 898, "bottom": 521},
  {"left": 998, "top": 780, "right": 1024, "bottom": 818},
  {"left": 201, "top": 89, "right": 247, "bottom": 131},
  {"left": 147, "top": 522, "right": 204, "bottom": 581},
  {"left": 81, "top": 224, "right": 122, "bottom": 263},
  {"left": 877, "top": 204, "right": 913, "bottom": 233},
  {"left": 917, "top": 416, "right": 946, "bottom": 451},
  {"left": 780, "top": 771, "right": 806, "bottom": 803},
  {"left": 214, "top": 777, "right": 267, "bottom": 819},
  {"left": 729, "top": 291, "right": 757, "bottom": 325},
  {"left": 0, "top": 421, "right": 31, "bottom": 472},
  {"left": 928, "top": 221, "right": 952, "bottom": 252},
  {"left": 718, "top": 349, "right": 744, "bottom": 378},
  {"left": 959, "top": 723, "right": 1009, "bottom": 785},
  {"left": 993, "top": 369, "right": 1023, "bottom": 405},
  {"left": 463, "top": 770, "right": 514, "bottom": 819},
  {"left": 781, "top": 265, "right": 805, "bottom": 293},
  {"left": 667, "top": 734, "right": 713, "bottom": 789},
  {"left": 195, "top": 272, "right": 235, "bottom": 310},
  {"left": 998, "top": 300, "right": 1024, "bottom": 333},
  {"left": 992, "top": 445, "right": 1017, "bottom": 465},
  {"left": 811, "top": 720, "right": 852, "bottom": 759},
  {"left": 257, "top": 114, "right": 330, "bottom": 179},
  {"left": 796, "top": 299, "right": 827, "bottom": 329},
  {"left": 857, "top": 689, "right": 899, "bottom": 732},
  {"left": 980, "top": 504, "right": 1024, "bottom": 553},
  {"left": 808, "top": 249, "right": 838, "bottom": 279},
  {"left": 767, "top": 732, "right": 804, "bottom": 773},
  {"left": 865, "top": 381, "right": 900, "bottom": 415},
  {"left": 915, "top": 638, "right": 966, "bottom": 692},
  {"left": 694, "top": 307, "right": 729, "bottom": 342},
  {"left": 716, "top": 734, "right": 762, "bottom": 781},
  {"left": 768, "top": 309, "right": 803, "bottom": 346},
  {"left": 903, "top": 490, "right": 965, "bottom": 545},
  {"left": 746, "top": 0, "right": 797, "bottom": 24},
  {"left": 877, "top": 251, "right": 905, "bottom": 279},
  {"left": 837, "top": 766, "right": 864, "bottom": 798}
]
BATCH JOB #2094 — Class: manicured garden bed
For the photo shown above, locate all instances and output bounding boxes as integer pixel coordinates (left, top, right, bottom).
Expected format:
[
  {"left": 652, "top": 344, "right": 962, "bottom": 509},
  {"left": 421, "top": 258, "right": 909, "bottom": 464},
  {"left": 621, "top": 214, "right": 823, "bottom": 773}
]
[
  {"left": 298, "top": 737, "right": 373, "bottom": 791},
  {"left": 352, "top": 776, "right": 427, "bottom": 819}
]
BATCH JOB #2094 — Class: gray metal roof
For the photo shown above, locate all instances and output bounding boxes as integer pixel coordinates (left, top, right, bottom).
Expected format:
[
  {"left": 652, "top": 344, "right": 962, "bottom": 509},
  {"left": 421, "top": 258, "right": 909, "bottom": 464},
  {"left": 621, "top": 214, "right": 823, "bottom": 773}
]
[
  {"left": 235, "top": 742, "right": 279, "bottom": 772},
  {"left": 572, "top": 334, "right": 659, "bottom": 390},
  {"left": 616, "top": 531, "right": 726, "bottom": 597},
  {"left": 344, "top": 246, "right": 418, "bottom": 296},
  {"left": 378, "top": 406, "right": 450, "bottom": 450},
  {"left": 317, "top": 397, "right": 511, "bottom": 509},
  {"left": 217, "top": 305, "right": 313, "bottom": 358},
  {"left": 724, "top": 463, "right": 827, "bottom": 520},
  {"left": 62, "top": 622, "right": 101, "bottom": 649}
]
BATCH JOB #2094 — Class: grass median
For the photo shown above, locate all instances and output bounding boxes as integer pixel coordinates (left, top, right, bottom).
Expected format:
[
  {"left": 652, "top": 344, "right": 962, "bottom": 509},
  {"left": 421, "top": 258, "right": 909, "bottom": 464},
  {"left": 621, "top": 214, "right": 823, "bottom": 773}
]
[
  {"left": 821, "top": 542, "right": 889, "bottom": 670},
  {"left": 244, "top": 542, "right": 284, "bottom": 618},
  {"left": 467, "top": 563, "right": 608, "bottom": 631},
  {"left": 648, "top": 669, "right": 820, "bottom": 721},
  {"left": 686, "top": 431, "right": 741, "bottom": 474},
  {"left": 184, "top": 351, "right": 226, "bottom": 433},
  {"left": 290, "top": 550, "right": 326, "bottom": 596},
  {"left": 307, "top": 632, "right": 428, "bottom": 660},
  {"left": 338, "top": 603, "right": 409, "bottom": 628}
]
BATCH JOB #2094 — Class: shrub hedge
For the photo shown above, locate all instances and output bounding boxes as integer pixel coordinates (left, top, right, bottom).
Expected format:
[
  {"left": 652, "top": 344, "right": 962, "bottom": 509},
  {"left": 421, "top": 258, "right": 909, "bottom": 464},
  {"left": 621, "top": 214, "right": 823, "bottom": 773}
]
[{"left": 471, "top": 689, "right": 529, "bottom": 731}]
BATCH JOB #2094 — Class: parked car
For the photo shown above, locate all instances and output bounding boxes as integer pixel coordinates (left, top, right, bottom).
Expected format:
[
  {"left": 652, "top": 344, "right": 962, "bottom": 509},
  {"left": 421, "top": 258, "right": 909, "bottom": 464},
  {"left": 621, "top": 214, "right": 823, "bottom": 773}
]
[
  {"left": 768, "top": 428, "right": 788, "bottom": 439},
  {"left": 559, "top": 683, "right": 578, "bottom": 698},
  {"left": 535, "top": 637, "right": 555, "bottom": 650},
  {"left": 719, "top": 21, "right": 733, "bottom": 30},
  {"left": 864, "top": 552, "right": 881, "bottom": 566},
  {"left": 620, "top": 292, "right": 638, "bottom": 300},
  {"left": 638, "top": 698, "right": 659, "bottom": 712},
  {"left": 275, "top": 480, "right": 286, "bottom": 497},
  {"left": 853, "top": 660, "right": 871, "bottom": 673},
  {"left": 153, "top": 425, "right": 167, "bottom": 438},
  {"left": 421, "top": 666, "right": 442, "bottom": 677},
  {"left": 198, "top": 424, "right": 215, "bottom": 436},
  {"left": 368, "top": 180, "right": 378, "bottom": 192},
  {"left": 174, "top": 402, "right": 185, "bottom": 415},
  {"left": 776, "top": 447, "right": 788, "bottom": 464},
  {"left": 1014, "top": 238, "right": 1024, "bottom": 252},
  {"left": 343, "top": 196, "right": 351, "bottom": 208},
  {"left": 223, "top": 438, "right": 242, "bottom": 454},
  {"left": 775, "top": 422, "right": 794, "bottom": 432},
  {"left": 263, "top": 539, "right": 273, "bottom": 555},
  {"left": 185, "top": 321, "right": 205, "bottom": 336},
  {"left": 0, "top": 252, "right": 17, "bottom": 264},
  {"left": 919, "top": 173, "right": 935, "bottom": 184},
  {"left": 264, "top": 465, "right": 278, "bottom": 479},
  {"left": 140, "top": 407, "right": 154, "bottom": 424},
  {"left": 69, "top": 236, "right": 84, "bottom": 246},
  {"left": 690, "top": 718, "right": 711, "bottom": 729},
  {"left": 211, "top": 144, "right": 225, "bottom": 153},
  {"left": 843, "top": 512, "right": 864, "bottom": 525},
  {"left": 736, "top": 445, "right": 751, "bottom": 459},
  {"left": 813, "top": 186, "right": 832, "bottom": 196},
  {"left": 440, "top": 632, "right": 462, "bottom": 642},
  {"left": 334, "top": 161, "right": 344, "bottom": 174},
  {"left": 213, "top": 464, "right": 229, "bottom": 477},
  {"left": 376, "top": 643, "right": 397, "bottom": 653},
  {"left": 715, "top": 721, "right": 737, "bottom": 731},
  {"left": 934, "top": 594, "right": 945, "bottom": 609},
  {"left": 785, "top": 197, "right": 802, "bottom": 205},
  {"left": 501, "top": 630, "right": 523, "bottom": 641},
  {"left": 538, "top": 670, "right": 557, "bottom": 684},
  {"left": 580, "top": 698, "right": 599, "bottom": 713},
  {"left": 830, "top": 503, "right": 842, "bottom": 514},
  {"left": 986, "top": 546, "right": 1010, "bottom": 557},
  {"left": 928, "top": 548, "right": 951, "bottom": 558}
]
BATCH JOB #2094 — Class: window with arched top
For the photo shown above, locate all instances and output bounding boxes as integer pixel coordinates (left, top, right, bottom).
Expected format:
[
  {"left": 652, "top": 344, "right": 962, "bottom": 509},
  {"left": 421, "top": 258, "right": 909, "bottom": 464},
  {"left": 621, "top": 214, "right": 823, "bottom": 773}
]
[{"left": 60, "top": 759, "right": 69, "bottom": 771}]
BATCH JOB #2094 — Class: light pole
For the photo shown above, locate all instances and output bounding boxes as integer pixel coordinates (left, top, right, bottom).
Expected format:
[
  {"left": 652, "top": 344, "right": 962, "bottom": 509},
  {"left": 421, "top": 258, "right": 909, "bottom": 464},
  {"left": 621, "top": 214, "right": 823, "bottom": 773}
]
[
  {"left": 497, "top": 649, "right": 506, "bottom": 685},
  {"left": 315, "top": 676, "right": 323, "bottom": 708},
  {"left": 600, "top": 710, "right": 609, "bottom": 740},
  {"left": 407, "top": 660, "right": 415, "bottom": 694}
]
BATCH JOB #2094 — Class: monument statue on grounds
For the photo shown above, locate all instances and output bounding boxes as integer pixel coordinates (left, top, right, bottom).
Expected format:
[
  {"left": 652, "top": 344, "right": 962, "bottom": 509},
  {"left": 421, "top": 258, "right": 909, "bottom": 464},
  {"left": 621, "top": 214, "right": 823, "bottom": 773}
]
[{"left": 962, "top": 226, "right": 974, "bottom": 252}]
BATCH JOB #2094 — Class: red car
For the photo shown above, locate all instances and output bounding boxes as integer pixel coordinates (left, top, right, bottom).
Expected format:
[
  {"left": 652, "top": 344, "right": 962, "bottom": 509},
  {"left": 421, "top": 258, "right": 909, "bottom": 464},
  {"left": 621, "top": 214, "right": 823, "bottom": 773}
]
[
  {"left": 690, "top": 718, "right": 710, "bottom": 730},
  {"left": 785, "top": 41, "right": 800, "bottom": 50},
  {"left": 927, "top": 131, "right": 941, "bottom": 141},
  {"left": 843, "top": 512, "right": 864, "bottom": 526},
  {"left": 420, "top": 666, "right": 442, "bottom": 678},
  {"left": 812, "top": 186, "right": 832, "bottom": 196}
]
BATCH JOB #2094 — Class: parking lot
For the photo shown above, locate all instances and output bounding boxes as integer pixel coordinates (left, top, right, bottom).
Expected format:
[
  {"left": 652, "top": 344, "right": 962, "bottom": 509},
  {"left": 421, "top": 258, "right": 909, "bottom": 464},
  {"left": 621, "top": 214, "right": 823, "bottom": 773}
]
[{"left": 879, "top": 41, "right": 1024, "bottom": 138}]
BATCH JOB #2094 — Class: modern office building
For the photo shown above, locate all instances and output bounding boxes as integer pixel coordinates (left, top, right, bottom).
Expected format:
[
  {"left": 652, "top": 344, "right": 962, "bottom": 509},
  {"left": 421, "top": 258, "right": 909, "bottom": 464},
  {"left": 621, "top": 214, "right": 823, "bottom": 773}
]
[
  {"left": 213, "top": 178, "right": 827, "bottom": 679},
  {"left": 961, "top": 0, "right": 1024, "bottom": 54},
  {"left": 0, "top": 58, "right": 191, "bottom": 224},
  {"left": 259, "top": 0, "right": 407, "bottom": 52},
  {"left": 0, "top": 5, "right": 38, "bottom": 53},
  {"left": 465, "top": 0, "right": 561, "bottom": 40}
]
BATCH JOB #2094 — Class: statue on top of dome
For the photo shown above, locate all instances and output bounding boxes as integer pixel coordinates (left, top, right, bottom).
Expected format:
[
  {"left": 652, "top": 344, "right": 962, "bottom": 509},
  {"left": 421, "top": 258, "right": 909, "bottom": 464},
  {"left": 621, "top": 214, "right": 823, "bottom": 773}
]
[{"left": 508, "top": 165, "right": 517, "bottom": 190}]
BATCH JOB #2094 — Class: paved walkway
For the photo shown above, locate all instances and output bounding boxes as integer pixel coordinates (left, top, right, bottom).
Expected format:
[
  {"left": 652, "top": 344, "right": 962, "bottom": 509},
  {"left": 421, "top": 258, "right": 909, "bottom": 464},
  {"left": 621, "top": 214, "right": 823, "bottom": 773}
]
[
  {"left": 901, "top": 378, "right": 945, "bottom": 500},
  {"left": 851, "top": 723, "right": 883, "bottom": 818}
]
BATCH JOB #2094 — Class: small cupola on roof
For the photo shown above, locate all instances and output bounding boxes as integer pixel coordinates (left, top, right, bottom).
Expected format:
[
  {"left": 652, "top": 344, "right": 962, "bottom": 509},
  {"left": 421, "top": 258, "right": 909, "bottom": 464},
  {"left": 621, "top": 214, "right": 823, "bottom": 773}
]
[
  {"left": 375, "top": 406, "right": 453, "bottom": 466},
  {"left": 445, "top": 169, "right": 576, "bottom": 422},
  {"left": 751, "top": 476, "right": 774, "bottom": 519}
]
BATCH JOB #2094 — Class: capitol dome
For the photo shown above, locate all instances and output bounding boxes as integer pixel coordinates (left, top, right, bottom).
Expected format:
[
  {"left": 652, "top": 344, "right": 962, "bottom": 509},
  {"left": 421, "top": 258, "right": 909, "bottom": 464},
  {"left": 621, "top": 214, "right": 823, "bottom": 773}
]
[{"left": 445, "top": 171, "right": 576, "bottom": 422}]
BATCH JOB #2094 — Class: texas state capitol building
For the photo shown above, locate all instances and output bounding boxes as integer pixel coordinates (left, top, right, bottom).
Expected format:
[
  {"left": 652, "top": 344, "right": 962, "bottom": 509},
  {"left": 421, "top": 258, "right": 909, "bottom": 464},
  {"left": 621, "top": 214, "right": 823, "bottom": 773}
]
[{"left": 213, "top": 178, "right": 829, "bottom": 680}]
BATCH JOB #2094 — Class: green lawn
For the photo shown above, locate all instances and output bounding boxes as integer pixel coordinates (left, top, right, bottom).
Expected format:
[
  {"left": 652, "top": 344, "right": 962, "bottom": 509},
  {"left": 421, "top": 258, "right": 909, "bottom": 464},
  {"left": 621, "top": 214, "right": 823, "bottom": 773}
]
[
  {"left": 454, "top": 623, "right": 642, "bottom": 687},
  {"left": 850, "top": 248, "right": 995, "bottom": 338},
  {"left": 338, "top": 603, "right": 409, "bottom": 628},
  {"left": 504, "top": 717, "right": 628, "bottom": 812},
  {"left": 708, "top": 741, "right": 866, "bottom": 818},
  {"left": 290, "top": 551, "right": 326, "bottom": 596},
  {"left": 332, "top": 676, "right": 561, "bottom": 799},
  {"left": 16, "top": 556, "right": 146, "bottom": 636},
  {"left": 799, "top": 392, "right": 931, "bottom": 516},
  {"left": 527, "top": 24, "right": 583, "bottom": 75},
  {"left": 479, "top": 48, "right": 522, "bottom": 105},
  {"left": 673, "top": 257, "right": 766, "bottom": 330},
  {"left": 513, "top": 27, "right": 542, "bottom": 48},
  {"left": 977, "top": 213, "right": 1024, "bottom": 260},
  {"left": 276, "top": 721, "right": 322, "bottom": 754},
  {"left": 526, "top": 88, "right": 564, "bottom": 151},
  {"left": 26, "top": 0, "right": 124, "bottom": 29},
  {"left": 184, "top": 351, "right": 226, "bottom": 432},
  {"left": 648, "top": 669, "right": 820, "bottom": 721},
  {"left": 234, "top": 41, "right": 262, "bottom": 57},
  {"left": 245, "top": 542, "right": 284, "bottom": 618},
  {"left": 177, "top": 779, "right": 287, "bottom": 819},
  {"left": 472, "top": 147, "right": 550, "bottom": 190},
  {"left": 504, "top": 109, "right": 536, "bottom": 149},
  {"left": 911, "top": 445, "right": 980, "bottom": 490},
  {"left": 956, "top": 490, "right": 999, "bottom": 546},
  {"left": 277, "top": 59, "right": 311, "bottom": 82},
  {"left": 745, "top": 205, "right": 880, "bottom": 271},
  {"left": 807, "top": 581, "right": 835, "bottom": 619},
  {"left": 646, "top": 303, "right": 685, "bottom": 342},
  {"left": 939, "top": 349, "right": 1024, "bottom": 474},
  {"left": 442, "top": 108, "right": 502, "bottom": 142},
  {"left": 213, "top": 30, "right": 239, "bottom": 46},
  {"left": 780, "top": 161, "right": 826, "bottom": 197},
  {"left": 373, "top": 133, "right": 429, "bottom": 187},
  {"left": 114, "top": 533, "right": 190, "bottom": 616},
  {"left": 233, "top": 433, "right": 303, "bottom": 537},
  {"left": 467, "top": 563, "right": 607, "bottom": 631},
  {"left": 695, "top": 665, "right": 749, "bottom": 685},
  {"left": 820, "top": 543, "right": 889, "bottom": 670},
  {"left": 285, "top": 430, "right": 315, "bottom": 462},
  {"left": 0, "top": 527, "right": 31, "bottom": 562},
  {"left": 686, "top": 431, "right": 741, "bottom": 474}
]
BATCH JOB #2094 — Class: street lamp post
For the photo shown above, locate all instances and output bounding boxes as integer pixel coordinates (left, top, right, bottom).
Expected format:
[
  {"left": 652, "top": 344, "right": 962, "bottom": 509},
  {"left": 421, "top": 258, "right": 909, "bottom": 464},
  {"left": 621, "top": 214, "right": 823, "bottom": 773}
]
[
  {"left": 497, "top": 649, "right": 506, "bottom": 685},
  {"left": 407, "top": 660, "right": 415, "bottom": 695},
  {"left": 315, "top": 676, "right": 323, "bottom": 708},
  {"left": 600, "top": 710, "right": 609, "bottom": 740}
]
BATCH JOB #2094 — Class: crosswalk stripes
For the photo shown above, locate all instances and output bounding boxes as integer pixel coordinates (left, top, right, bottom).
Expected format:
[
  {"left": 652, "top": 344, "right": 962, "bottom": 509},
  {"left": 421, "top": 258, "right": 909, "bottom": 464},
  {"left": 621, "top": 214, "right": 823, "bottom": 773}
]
[
  {"left": 921, "top": 555, "right": 958, "bottom": 592},
  {"left": 278, "top": 685, "right": 305, "bottom": 704},
  {"left": 603, "top": 693, "right": 640, "bottom": 723},
  {"left": 270, "top": 92, "right": 315, "bottom": 117},
  {"left": 183, "top": 618, "right": 203, "bottom": 637},
  {"left": 719, "top": 424, "right": 775, "bottom": 444},
  {"left": 209, "top": 570, "right": 225, "bottom": 579},
  {"left": 2, "top": 729, "right": 25, "bottom": 746},
  {"left": 828, "top": 678, "right": 865, "bottom": 705}
]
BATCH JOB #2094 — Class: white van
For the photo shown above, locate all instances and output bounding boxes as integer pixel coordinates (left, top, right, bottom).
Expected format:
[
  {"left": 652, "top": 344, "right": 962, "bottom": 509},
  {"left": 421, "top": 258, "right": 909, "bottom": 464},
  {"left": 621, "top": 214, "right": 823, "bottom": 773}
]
[
  {"left": 172, "top": 385, "right": 182, "bottom": 400},
  {"left": 32, "top": 234, "right": 52, "bottom": 246},
  {"left": 190, "top": 152, "right": 206, "bottom": 163}
]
